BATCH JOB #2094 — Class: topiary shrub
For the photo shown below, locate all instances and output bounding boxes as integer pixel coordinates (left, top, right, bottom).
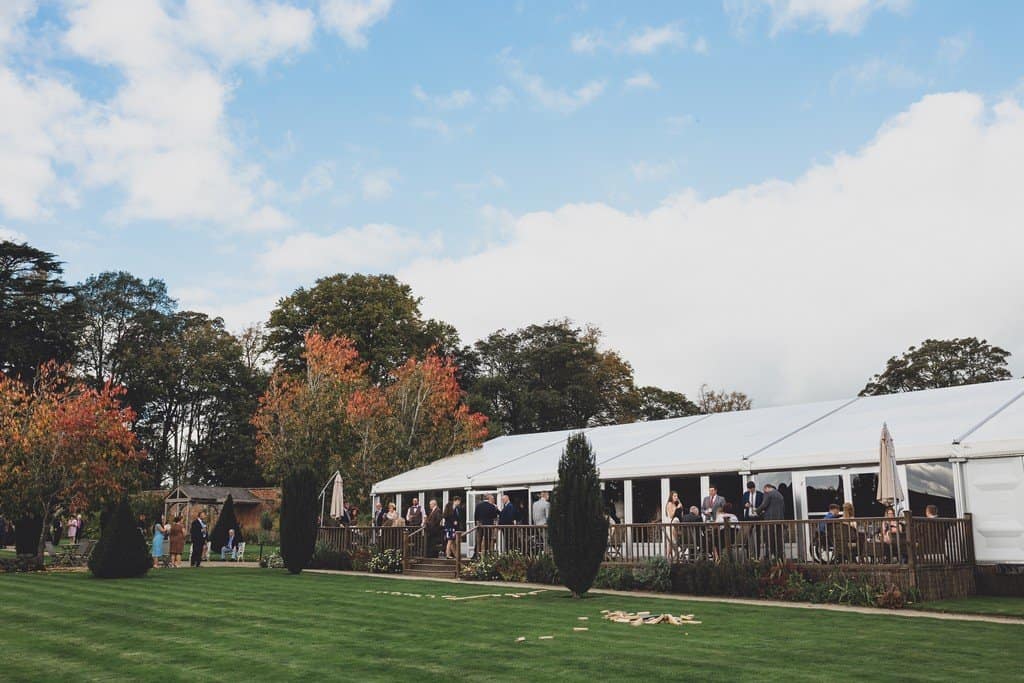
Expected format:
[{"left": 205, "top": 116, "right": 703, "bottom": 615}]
[
  {"left": 548, "top": 433, "right": 608, "bottom": 598},
  {"left": 311, "top": 541, "right": 353, "bottom": 570},
  {"left": 89, "top": 498, "right": 151, "bottom": 579},
  {"left": 280, "top": 467, "right": 318, "bottom": 574},
  {"left": 209, "top": 494, "right": 242, "bottom": 558}
]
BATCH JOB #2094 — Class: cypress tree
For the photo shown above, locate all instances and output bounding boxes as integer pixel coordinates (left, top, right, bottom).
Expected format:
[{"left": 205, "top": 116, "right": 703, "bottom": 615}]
[
  {"left": 89, "top": 497, "right": 151, "bottom": 579},
  {"left": 280, "top": 467, "right": 318, "bottom": 574},
  {"left": 548, "top": 433, "right": 608, "bottom": 598},
  {"left": 209, "top": 494, "right": 242, "bottom": 556}
]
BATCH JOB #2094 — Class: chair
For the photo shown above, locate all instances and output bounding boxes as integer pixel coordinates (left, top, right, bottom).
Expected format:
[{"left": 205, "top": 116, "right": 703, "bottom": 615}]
[
  {"left": 234, "top": 542, "right": 246, "bottom": 562},
  {"left": 605, "top": 524, "right": 624, "bottom": 561},
  {"left": 70, "top": 539, "right": 95, "bottom": 566}
]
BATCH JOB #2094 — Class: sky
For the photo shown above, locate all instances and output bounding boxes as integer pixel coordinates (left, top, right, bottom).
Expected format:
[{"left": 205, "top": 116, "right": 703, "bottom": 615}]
[{"left": 2, "top": 0, "right": 1023, "bottom": 407}]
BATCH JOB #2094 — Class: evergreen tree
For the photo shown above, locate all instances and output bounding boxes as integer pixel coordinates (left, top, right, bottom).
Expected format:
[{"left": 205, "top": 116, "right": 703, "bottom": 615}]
[
  {"left": 548, "top": 433, "right": 608, "bottom": 598},
  {"left": 89, "top": 497, "right": 151, "bottom": 579},
  {"left": 209, "top": 494, "right": 242, "bottom": 555},
  {"left": 280, "top": 467, "right": 318, "bottom": 574}
]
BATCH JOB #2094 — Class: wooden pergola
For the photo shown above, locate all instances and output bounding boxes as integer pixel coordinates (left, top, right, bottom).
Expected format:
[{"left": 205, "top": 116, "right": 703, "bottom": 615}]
[{"left": 164, "top": 485, "right": 263, "bottom": 525}]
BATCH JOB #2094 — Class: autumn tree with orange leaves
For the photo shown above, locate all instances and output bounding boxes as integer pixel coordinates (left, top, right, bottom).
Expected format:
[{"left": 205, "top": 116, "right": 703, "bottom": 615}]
[
  {"left": 0, "top": 363, "right": 142, "bottom": 564},
  {"left": 254, "top": 332, "right": 487, "bottom": 508}
]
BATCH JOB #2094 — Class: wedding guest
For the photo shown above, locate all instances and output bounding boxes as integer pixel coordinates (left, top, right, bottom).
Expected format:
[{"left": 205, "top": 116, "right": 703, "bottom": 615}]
[
  {"left": 190, "top": 511, "right": 208, "bottom": 567},
  {"left": 220, "top": 528, "right": 240, "bottom": 560},
  {"left": 67, "top": 515, "right": 79, "bottom": 544},
  {"left": 425, "top": 499, "right": 443, "bottom": 557},
  {"left": 442, "top": 500, "right": 459, "bottom": 559},
  {"left": 152, "top": 514, "right": 168, "bottom": 568},
  {"left": 405, "top": 498, "right": 424, "bottom": 527},
  {"left": 168, "top": 515, "right": 185, "bottom": 568}
]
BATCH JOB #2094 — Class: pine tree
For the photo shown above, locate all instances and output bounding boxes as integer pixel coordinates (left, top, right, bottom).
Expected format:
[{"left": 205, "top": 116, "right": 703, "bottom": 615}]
[
  {"left": 209, "top": 494, "right": 242, "bottom": 556},
  {"left": 280, "top": 467, "right": 318, "bottom": 574},
  {"left": 548, "top": 433, "right": 608, "bottom": 598},
  {"left": 89, "top": 497, "right": 151, "bottom": 579}
]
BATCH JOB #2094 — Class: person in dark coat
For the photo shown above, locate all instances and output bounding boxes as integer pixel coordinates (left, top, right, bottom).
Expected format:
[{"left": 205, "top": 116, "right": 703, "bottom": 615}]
[
  {"left": 755, "top": 484, "right": 786, "bottom": 558},
  {"left": 425, "top": 499, "right": 443, "bottom": 557},
  {"left": 498, "top": 494, "right": 517, "bottom": 525},
  {"left": 474, "top": 494, "right": 499, "bottom": 558},
  {"left": 190, "top": 511, "right": 208, "bottom": 567}
]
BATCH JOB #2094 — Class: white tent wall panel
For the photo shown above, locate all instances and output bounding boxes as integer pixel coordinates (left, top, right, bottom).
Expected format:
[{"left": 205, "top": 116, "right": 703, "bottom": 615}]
[{"left": 964, "top": 456, "right": 1024, "bottom": 563}]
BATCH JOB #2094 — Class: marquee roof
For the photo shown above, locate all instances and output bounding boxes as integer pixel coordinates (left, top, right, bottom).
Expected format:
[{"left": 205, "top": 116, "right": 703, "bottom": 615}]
[{"left": 372, "top": 379, "right": 1024, "bottom": 494}]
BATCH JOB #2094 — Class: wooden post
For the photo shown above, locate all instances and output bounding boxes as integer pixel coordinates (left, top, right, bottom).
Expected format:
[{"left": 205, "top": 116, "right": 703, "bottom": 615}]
[
  {"left": 904, "top": 510, "right": 917, "bottom": 588},
  {"left": 454, "top": 532, "right": 462, "bottom": 578},
  {"left": 964, "top": 513, "right": 975, "bottom": 565},
  {"left": 402, "top": 529, "right": 410, "bottom": 572}
]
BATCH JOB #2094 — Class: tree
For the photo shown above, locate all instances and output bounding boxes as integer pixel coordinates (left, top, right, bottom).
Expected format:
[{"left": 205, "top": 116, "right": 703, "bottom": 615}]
[
  {"left": 74, "top": 271, "right": 175, "bottom": 389},
  {"left": 0, "top": 362, "right": 142, "bottom": 565},
  {"left": 860, "top": 338, "right": 1012, "bottom": 396},
  {"left": 254, "top": 332, "right": 367, "bottom": 484},
  {"left": 280, "top": 466, "right": 318, "bottom": 574},
  {"left": 548, "top": 433, "right": 608, "bottom": 598},
  {"left": 88, "top": 497, "right": 151, "bottom": 579},
  {"left": 266, "top": 273, "right": 461, "bottom": 383},
  {"left": 254, "top": 332, "right": 487, "bottom": 509},
  {"left": 697, "top": 384, "right": 753, "bottom": 414},
  {"left": 0, "top": 240, "right": 81, "bottom": 383},
  {"left": 209, "top": 494, "right": 242, "bottom": 555},
  {"left": 132, "top": 311, "right": 264, "bottom": 488},
  {"left": 464, "top": 320, "right": 640, "bottom": 435},
  {"left": 636, "top": 386, "right": 700, "bottom": 421},
  {"left": 345, "top": 352, "right": 488, "bottom": 505}
]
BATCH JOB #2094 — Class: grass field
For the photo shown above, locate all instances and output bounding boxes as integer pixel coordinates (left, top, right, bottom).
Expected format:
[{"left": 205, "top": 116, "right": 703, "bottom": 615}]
[
  {"left": 1, "top": 569, "right": 1021, "bottom": 682},
  {"left": 916, "top": 595, "right": 1024, "bottom": 619}
]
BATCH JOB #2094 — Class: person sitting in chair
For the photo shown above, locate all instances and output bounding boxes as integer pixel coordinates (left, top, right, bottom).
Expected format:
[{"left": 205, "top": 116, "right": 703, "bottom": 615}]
[{"left": 220, "top": 528, "right": 240, "bottom": 561}]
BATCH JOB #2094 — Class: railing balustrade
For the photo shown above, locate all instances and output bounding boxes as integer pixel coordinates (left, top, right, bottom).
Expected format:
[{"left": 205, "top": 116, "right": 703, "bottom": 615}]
[{"left": 318, "top": 515, "right": 974, "bottom": 574}]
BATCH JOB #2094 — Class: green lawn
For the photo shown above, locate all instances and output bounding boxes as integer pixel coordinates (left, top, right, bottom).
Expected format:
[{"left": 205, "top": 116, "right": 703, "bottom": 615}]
[
  {"left": 0, "top": 570, "right": 1021, "bottom": 682},
  {"left": 916, "top": 595, "right": 1024, "bottom": 619}
]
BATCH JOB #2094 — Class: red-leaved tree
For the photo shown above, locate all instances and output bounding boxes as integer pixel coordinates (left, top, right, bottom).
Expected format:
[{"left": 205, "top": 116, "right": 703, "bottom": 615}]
[
  {"left": 0, "top": 362, "right": 142, "bottom": 563},
  {"left": 254, "top": 333, "right": 487, "bottom": 507}
]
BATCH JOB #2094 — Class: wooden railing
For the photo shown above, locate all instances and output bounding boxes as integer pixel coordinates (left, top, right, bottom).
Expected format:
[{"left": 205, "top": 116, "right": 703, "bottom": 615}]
[
  {"left": 319, "top": 514, "right": 974, "bottom": 574},
  {"left": 450, "top": 514, "right": 974, "bottom": 570}
]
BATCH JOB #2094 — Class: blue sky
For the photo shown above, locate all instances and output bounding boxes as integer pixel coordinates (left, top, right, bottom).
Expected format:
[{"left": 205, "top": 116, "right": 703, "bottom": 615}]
[{"left": 3, "top": 1, "right": 1023, "bottom": 405}]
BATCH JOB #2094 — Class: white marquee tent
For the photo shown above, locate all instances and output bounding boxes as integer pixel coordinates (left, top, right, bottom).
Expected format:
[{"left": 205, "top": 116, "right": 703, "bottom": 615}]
[{"left": 373, "top": 380, "right": 1024, "bottom": 563}]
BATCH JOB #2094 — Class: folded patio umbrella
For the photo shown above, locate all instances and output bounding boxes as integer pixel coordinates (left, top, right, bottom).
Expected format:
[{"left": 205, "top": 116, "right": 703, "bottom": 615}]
[
  {"left": 876, "top": 422, "right": 905, "bottom": 511},
  {"left": 330, "top": 473, "right": 345, "bottom": 519}
]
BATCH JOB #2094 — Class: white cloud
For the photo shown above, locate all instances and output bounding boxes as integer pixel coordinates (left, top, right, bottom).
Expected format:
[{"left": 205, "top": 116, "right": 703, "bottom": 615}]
[
  {"left": 832, "top": 57, "right": 924, "bottom": 93},
  {"left": 572, "top": 24, "right": 705, "bottom": 56},
  {"left": 938, "top": 31, "right": 973, "bottom": 65},
  {"left": 0, "top": 225, "right": 29, "bottom": 242},
  {"left": 664, "top": 114, "right": 696, "bottom": 132},
  {"left": 0, "top": 0, "right": 313, "bottom": 229},
  {"left": 502, "top": 54, "right": 605, "bottom": 114},
  {"left": 724, "top": 0, "right": 911, "bottom": 36},
  {"left": 411, "top": 117, "right": 451, "bottom": 137},
  {"left": 399, "top": 92, "right": 1024, "bottom": 406},
  {"left": 293, "top": 161, "right": 335, "bottom": 201},
  {"left": 361, "top": 168, "right": 399, "bottom": 200},
  {"left": 320, "top": 0, "right": 393, "bottom": 49},
  {"left": 625, "top": 24, "right": 686, "bottom": 54},
  {"left": 259, "top": 224, "right": 443, "bottom": 274},
  {"left": 412, "top": 85, "right": 475, "bottom": 110},
  {"left": 630, "top": 160, "right": 677, "bottom": 181},
  {"left": 0, "top": 0, "right": 34, "bottom": 54},
  {"left": 625, "top": 71, "right": 658, "bottom": 90},
  {"left": 570, "top": 31, "right": 602, "bottom": 54}
]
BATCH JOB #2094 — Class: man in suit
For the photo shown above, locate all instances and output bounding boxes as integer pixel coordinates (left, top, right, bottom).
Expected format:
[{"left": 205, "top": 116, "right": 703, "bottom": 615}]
[
  {"left": 742, "top": 481, "right": 763, "bottom": 520},
  {"left": 190, "top": 511, "right": 207, "bottom": 567},
  {"left": 220, "top": 528, "right": 240, "bottom": 561},
  {"left": 425, "top": 499, "right": 443, "bottom": 557},
  {"left": 532, "top": 491, "right": 550, "bottom": 526},
  {"left": 405, "top": 498, "right": 424, "bottom": 527},
  {"left": 474, "top": 494, "right": 499, "bottom": 558},
  {"left": 701, "top": 486, "right": 725, "bottom": 521},
  {"left": 451, "top": 497, "right": 464, "bottom": 557},
  {"left": 373, "top": 502, "right": 386, "bottom": 528},
  {"left": 498, "top": 494, "right": 517, "bottom": 525},
  {"left": 755, "top": 483, "right": 786, "bottom": 558}
]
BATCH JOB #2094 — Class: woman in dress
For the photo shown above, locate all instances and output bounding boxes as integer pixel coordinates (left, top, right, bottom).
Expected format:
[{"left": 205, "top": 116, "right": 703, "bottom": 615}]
[
  {"left": 713, "top": 502, "right": 740, "bottom": 563},
  {"left": 442, "top": 501, "right": 459, "bottom": 559},
  {"left": 168, "top": 515, "right": 186, "bottom": 568},
  {"left": 66, "top": 515, "right": 78, "bottom": 544},
  {"left": 151, "top": 514, "right": 168, "bottom": 568},
  {"left": 384, "top": 502, "right": 399, "bottom": 527}
]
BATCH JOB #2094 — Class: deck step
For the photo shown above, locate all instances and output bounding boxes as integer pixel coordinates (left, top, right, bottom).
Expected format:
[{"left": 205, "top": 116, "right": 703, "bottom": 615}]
[{"left": 405, "top": 567, "right": 456, "bottom": 579}]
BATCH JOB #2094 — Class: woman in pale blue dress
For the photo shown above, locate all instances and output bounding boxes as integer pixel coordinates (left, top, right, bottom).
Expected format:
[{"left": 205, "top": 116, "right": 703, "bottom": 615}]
[{"left": 152, "top": 515, "right": 168, "bottom": 568}]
